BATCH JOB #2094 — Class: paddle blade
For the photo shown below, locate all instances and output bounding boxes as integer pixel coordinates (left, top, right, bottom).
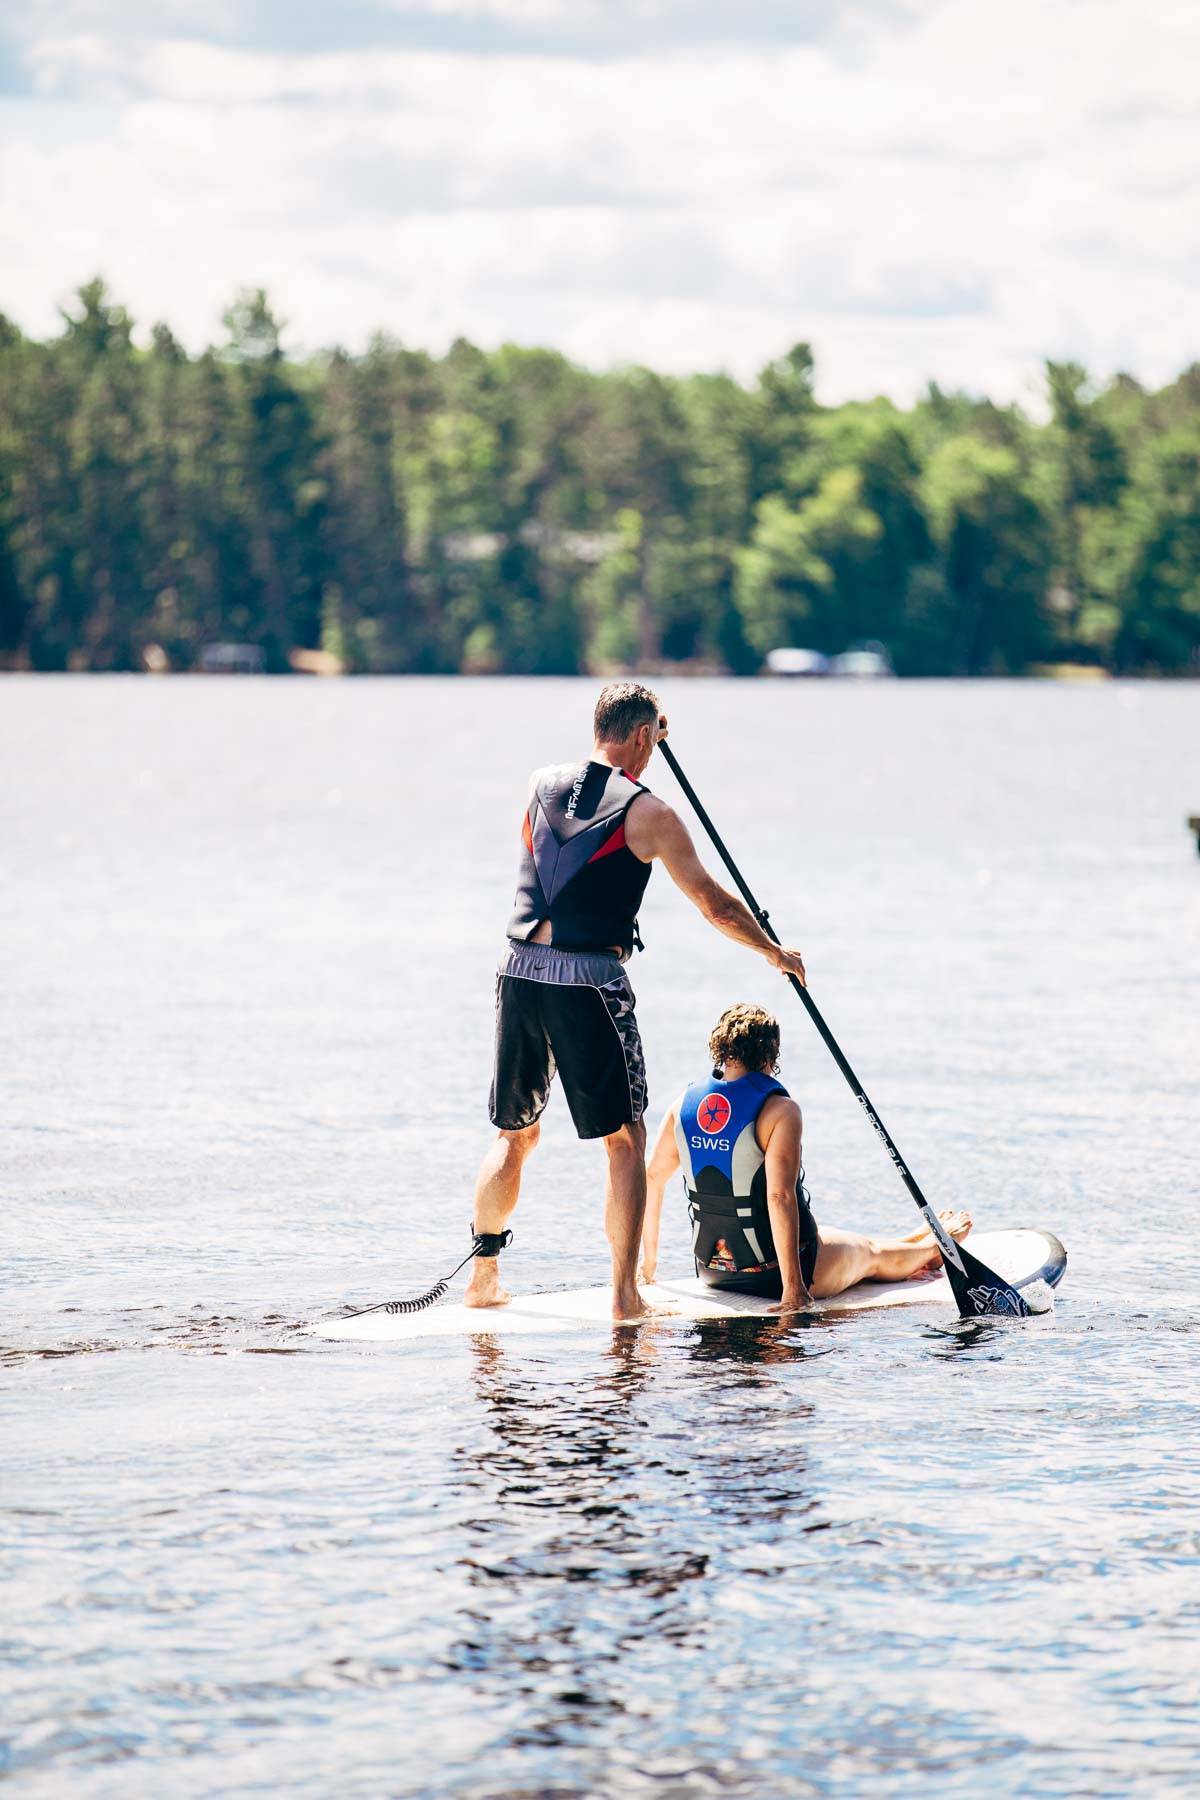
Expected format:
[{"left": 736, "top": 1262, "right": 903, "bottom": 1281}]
[
  {"left": 917, "top": 1205, "right": 1053, "bottom": 1319},
  {"left": 942, "top": 1239, "right": 1048, "bottom": 1319}
]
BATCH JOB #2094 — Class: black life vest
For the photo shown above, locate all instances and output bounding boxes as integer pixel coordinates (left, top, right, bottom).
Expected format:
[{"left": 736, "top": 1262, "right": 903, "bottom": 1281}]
[{"left": 506, "top": 760, "right": 652, "bottom": 957}]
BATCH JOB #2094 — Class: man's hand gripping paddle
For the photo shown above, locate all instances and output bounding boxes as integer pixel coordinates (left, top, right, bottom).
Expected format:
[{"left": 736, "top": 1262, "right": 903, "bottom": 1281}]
[{"left": 657, "top": 739, "right": 1048, "bottom": 1320}]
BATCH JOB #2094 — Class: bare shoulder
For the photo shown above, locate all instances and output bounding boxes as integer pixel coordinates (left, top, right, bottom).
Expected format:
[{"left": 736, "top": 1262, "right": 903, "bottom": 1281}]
[
  {"left": 624, "top": 790, "right": 685, "bottom": 860},
  {"left": 757, "top": 1092, "right": 802, "bottom": 1141}
]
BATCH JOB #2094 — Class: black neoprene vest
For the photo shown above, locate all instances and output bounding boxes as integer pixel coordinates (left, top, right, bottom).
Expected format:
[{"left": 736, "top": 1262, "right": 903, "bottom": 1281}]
[{"left": 506, "top": 761, "right": 652, "bottom": 957}]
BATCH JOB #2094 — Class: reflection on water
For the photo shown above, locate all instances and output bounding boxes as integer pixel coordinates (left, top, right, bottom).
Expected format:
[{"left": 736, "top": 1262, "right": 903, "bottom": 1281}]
[
  {"left": 5, "top": 676, "right": 1200, "bottom": 1796},
  {"left": 446, "top": 1328, "right": 823, "bottom": 1785}
]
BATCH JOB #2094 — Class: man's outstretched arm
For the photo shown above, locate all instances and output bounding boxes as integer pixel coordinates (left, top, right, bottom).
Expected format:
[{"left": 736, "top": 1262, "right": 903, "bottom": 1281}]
[{"left": 627, "top": 797, "right": 806, "bottom": 983}]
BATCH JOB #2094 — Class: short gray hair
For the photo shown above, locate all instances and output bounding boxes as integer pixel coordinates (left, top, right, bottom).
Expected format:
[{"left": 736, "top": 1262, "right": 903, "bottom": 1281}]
[{"left": 593, "top": 681, "right": 660, "bottom": 744}]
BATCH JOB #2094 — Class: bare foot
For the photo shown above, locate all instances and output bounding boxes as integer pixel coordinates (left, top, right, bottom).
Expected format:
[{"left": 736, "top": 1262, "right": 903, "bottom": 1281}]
[
  {"left": 913, "top": 1208, "right": 973, "bottom": 1272},
  {"left": 902, "top": 1209, "right": 971, "bottom": 1245},
  {"left": 613, "top": 1283, "right": 661, "bottom": 1324},
  {"left": 464, "top": 1265, "right": 512, "bottom": 1309}
]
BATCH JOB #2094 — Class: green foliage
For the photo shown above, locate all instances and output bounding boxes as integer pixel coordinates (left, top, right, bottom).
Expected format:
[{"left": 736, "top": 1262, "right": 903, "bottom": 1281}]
[
  {"left": 1112, "top": 424, "right": 1200, "bottom": 668},
  {"left": 921, "top": 433, "right": 1051, "bottom": 673},
  {"left": 0, "top": 282, "right": 1197, "bottom": 675}
]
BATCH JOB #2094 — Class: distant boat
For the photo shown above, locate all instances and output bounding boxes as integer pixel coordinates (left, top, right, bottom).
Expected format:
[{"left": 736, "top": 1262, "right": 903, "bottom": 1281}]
[
  {"left": 828, "top": 641, "right": 895, "bottom": 679},
  {"left": 764, "top": 647, "right": 830, "bottom": 678},
  {"left": 200, "top": 642, "right": 264, "bottom": 675}
]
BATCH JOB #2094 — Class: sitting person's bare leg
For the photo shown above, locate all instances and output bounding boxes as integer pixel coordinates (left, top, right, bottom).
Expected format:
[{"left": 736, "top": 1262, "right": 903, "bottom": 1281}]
[
  {"left": 897, "top": 1212, "right": 970, "bottom": 1247},
  {"left": 900, "top": 1207, "right": 974, "bottom": 1264},
  {"left": 810, "top": 1208, "right": 973, "bottom": 1299}
]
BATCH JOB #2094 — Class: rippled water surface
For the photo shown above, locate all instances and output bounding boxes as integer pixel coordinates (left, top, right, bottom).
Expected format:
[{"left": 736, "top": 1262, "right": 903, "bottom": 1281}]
[{"left": 4, "top": 675, "right": 1199, "bottom": 1797}]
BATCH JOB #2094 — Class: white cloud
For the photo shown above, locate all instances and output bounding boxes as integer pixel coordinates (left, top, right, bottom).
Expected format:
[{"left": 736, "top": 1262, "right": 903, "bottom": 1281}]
[{"left": 2, "top": 0, "right": 1198, "bottom": 402}]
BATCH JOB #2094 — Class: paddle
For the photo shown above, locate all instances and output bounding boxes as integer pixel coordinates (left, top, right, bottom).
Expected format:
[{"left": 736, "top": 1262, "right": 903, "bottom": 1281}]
[{"left": 657, "top": 738, "right": 1042, "bottom": 1319}]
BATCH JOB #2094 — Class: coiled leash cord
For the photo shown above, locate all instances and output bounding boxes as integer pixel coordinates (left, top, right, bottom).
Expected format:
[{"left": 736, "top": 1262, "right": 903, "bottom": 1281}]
[{"left": 339, "top": 1227, "right": 513, "bottom": 1319}]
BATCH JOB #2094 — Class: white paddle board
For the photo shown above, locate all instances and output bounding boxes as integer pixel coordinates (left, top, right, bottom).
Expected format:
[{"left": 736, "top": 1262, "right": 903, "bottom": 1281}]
[{"left": 309, "top": 1228, "right": 1066, "bottom": 1342}]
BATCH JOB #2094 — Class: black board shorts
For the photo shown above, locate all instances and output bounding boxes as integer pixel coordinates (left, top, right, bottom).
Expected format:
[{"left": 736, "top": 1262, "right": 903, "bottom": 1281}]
[{"left": 489, "top": 940, "right": 647, "bottom": 1140}]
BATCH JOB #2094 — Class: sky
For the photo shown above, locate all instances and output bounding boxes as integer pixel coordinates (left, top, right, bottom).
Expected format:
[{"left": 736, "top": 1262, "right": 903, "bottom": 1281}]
[{"left": 1, "top": 0, "right": 1197, "bottom": 405}]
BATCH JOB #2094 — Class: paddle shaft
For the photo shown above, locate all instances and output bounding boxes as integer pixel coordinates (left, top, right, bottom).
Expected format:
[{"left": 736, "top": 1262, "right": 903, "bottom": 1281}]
[{"left": 657, "top": 740, "right": 963, "bottom": 1270}]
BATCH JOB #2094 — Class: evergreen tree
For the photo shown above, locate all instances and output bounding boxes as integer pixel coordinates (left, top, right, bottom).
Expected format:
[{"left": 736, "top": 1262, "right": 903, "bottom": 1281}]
[{"left": 1, "top": 277, "right": 1198, "bottom": 678}]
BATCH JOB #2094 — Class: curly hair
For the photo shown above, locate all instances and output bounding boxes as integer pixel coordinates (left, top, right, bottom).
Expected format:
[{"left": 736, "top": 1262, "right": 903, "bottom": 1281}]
[{"left": 707, "top": 1003, "right": 781, "bottom": 1077}]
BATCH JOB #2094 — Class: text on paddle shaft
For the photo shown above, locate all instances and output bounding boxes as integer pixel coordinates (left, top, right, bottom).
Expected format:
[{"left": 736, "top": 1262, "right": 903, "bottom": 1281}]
[{"left": 856, "top": 1095, "right": 911, "bottom": 1180}]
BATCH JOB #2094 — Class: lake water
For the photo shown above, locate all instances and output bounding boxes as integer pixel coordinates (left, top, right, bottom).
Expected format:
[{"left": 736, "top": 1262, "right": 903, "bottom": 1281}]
[{"left": 3, "top": 674, "right": 1199, "bottom": 1798}]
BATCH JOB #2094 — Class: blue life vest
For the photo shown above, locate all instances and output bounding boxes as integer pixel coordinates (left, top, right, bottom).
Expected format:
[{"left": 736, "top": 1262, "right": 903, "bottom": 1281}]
[{"left": 675, "top": 1072, "right": 789, "bottom": 1277}]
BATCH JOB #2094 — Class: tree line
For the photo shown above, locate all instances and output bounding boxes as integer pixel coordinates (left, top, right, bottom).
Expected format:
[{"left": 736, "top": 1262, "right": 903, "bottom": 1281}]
[{"left": 1, "top": 278, "right": 1198, "bottom": 676}]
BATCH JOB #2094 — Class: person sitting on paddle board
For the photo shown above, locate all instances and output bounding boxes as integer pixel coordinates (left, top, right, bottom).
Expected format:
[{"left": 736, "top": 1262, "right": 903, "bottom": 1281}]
[
  {"left": 640, "top": 1003, "right": 972, "bottom": 1312},
  {"left": 467, "top": 682, "right": 808, "bottom": 1324}
]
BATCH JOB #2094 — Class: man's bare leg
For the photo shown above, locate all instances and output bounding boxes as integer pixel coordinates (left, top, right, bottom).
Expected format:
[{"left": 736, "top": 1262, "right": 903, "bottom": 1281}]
[
  {"left": 465, "top": 1122, "right": 539, "bottom": 1308},
  {"left": 811, "top": 1208, "right": 973, "bottom": 1299},
  {"left": 602, "top": 1120, "right": 650, "bottom": 1322}
]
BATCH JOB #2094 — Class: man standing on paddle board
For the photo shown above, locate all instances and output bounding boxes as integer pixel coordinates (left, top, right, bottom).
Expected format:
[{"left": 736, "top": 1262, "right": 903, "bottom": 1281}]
[
  {"left": 639, "top": 1003, "right": 972, "bottom": 1311},
  {"left": 467, "top": 682, "right": 808, "bottom": 1323}
]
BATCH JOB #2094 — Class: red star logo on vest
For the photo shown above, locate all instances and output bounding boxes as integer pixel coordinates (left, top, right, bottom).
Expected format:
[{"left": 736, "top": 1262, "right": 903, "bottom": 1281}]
[{"left": 697, "top": 1092, "right": 732, "bottom": 1134}]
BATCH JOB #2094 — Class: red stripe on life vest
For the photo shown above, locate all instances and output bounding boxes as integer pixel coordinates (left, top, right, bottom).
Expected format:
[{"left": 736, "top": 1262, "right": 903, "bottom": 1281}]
[
  {"left": 587, "top": 823, "right": 626, "bottom": 864},
  {"left": 521, "top": 811, "right": 533, "bottom": 852}
]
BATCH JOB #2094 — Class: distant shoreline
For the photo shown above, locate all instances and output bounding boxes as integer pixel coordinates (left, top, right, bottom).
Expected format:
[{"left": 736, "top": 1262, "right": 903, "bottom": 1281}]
[
  {"left": 4, "top": 283, "right": 1198, "bottom": 683},
  {"left": 5, "top": 665, "right": 1196, "bottom": 683}
]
